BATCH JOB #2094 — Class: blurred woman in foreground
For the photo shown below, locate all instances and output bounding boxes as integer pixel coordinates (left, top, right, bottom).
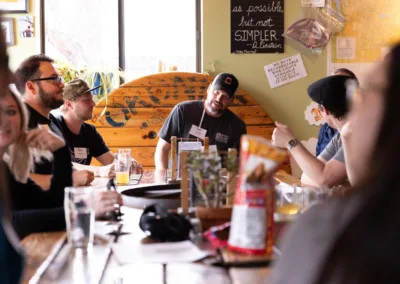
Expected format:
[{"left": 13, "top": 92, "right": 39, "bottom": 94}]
[
  {"left": 0, "top": 12, "right": 23, "bottom": 283},
  {"left": 270, "top": 43, "right": 400, "bottom": 284},
  {"left": 0, "top": 89, "right": 123, "bottom": 239}
]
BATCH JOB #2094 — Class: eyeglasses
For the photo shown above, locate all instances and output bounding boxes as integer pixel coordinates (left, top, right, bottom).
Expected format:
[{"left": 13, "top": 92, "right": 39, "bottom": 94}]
[{"left": 31, "top": 75, "right": 64, "bottom": 86}]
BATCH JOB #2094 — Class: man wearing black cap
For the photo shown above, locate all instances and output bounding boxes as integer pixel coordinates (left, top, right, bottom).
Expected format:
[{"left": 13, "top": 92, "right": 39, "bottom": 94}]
[
  {"left": 272, "top": 75, "right": 357, "bottom": 188},
  {"left": 51, "top": 78, "right": 142, "bottom": 184},
  {"left": 155, "top": 72, "right": 247, "bottom": 170},
  {"left": 53, "top": 79, "right": 111, "bottom": 167}
]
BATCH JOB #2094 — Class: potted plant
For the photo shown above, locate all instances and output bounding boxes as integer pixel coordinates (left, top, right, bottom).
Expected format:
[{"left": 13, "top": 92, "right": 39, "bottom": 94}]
[
  {"left": 54, "top": 60, "right": 84, "bottom": 83},
  {"left": 79, "top": 67, "right": 125, "bottom": 103},
  {"left": 186, "top": 150, "right": 238, "bottom": 231}
]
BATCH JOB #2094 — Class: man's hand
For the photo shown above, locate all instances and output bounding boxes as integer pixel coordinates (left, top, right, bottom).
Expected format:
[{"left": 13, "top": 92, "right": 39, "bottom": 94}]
[
  {"left": 26, "top": 128, "right": 65, "bottom": 152},
  {"left": 271, "top": 122, "right": 296, "bottom": 149},
  {"left": 108, "top": 158, "right": 143, "bottom": 178},
  {"left": 92, "top": 191, "right": 123, "bottom": 218},
  {"left": 73, "top": 170, "right": 95, "bottom": 186},
  {"left": 130, "top": 159, "right": 143, "bottom": 175}
]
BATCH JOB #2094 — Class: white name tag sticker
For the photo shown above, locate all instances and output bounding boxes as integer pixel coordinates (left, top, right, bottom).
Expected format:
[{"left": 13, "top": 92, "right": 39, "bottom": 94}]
[
  {"left": 39, "top": 124, "right": 50, "bottom": 131},
  {"left": 189, "top": 125, "right": 207, "bottom": 139},
  {"left": 74, "top": 148, "right": 88, "bottom": 159}
]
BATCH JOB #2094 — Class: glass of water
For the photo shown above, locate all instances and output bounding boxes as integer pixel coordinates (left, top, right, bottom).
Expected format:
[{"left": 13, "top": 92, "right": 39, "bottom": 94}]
[{"left": 64, "top": 187, "right": 95, "bottom": 250}]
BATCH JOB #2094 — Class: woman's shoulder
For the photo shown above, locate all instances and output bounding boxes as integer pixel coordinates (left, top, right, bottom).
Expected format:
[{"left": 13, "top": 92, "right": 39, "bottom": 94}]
[{"left": 270, "top": 195, "right": 360, "bottom": 284}]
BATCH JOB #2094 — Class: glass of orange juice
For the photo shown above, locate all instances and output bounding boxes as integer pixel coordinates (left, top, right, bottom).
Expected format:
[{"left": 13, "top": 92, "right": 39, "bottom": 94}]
[
  {"left": 275, "top": 184, "right": 304, "bottom": 222},
  {"left": 115, "top": 149, "right": 131, "bottom": 185}
]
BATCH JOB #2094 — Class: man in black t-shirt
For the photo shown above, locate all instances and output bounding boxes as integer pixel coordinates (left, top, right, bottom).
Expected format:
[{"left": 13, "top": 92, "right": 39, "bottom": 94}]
[
  {"left": 52, "top": 79, "right": 112, "bottom": 166},
  {"left": 14, "top": 55, "right": 123, "bottom": 220},
  {"left": 53, "top": 79, "right": 142, "bottom": 175},
  {"left": 15, "top": 55, "right": 96, "bottom": 187},
  {"left": 15, "top": 54, "right": 67, "bottom": 188},
  {"left": 155, "top": 73, "right": 247, "bottom": 169}
]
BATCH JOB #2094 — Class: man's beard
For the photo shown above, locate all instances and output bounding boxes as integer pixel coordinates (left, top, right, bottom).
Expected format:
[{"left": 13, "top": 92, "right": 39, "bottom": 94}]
[
  {"left": 39, "top": 87, "right": 63, "bottom": 110},
  {"left": 76, "top": 109, "right": 93, "bottom": 121},
  {"left": 205, "top": 100, "right": 225, "bottom": 116}
]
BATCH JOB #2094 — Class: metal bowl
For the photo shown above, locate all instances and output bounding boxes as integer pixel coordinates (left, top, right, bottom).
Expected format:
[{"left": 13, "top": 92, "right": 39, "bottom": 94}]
[{"left": 121, "top": 183, "right": 181, "bottom": 210}]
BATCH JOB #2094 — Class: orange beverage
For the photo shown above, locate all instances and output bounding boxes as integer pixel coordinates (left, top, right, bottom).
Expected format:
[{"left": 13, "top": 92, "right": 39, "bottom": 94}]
[
  {"left": 116, "top": 172, "right": 130, "bottom": 185},
  {"left": 276, "top": 203, "right": 301, "bottom": 215}
]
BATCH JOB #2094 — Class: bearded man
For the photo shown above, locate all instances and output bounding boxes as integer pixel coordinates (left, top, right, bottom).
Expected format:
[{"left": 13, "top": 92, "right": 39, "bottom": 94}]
[{"left": 154, "top": 73, "right": 247, "bottom": 170}]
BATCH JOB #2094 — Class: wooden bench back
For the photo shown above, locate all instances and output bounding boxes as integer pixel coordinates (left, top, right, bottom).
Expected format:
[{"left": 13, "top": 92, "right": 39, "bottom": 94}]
[{"left": 89, "top": 72, "right": 287, "bottom": 171}]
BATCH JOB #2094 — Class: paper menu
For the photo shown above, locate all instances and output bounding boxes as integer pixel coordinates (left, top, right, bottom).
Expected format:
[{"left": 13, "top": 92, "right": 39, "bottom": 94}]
[
  {"left": 112, "top": 241, "right": 209, "bottom": 265},
  {"left": 72, "top": 162, "right": 113, "bottom": 177},
  {"left": 336, "top": 37, "right": 356, "bottom": 59}
]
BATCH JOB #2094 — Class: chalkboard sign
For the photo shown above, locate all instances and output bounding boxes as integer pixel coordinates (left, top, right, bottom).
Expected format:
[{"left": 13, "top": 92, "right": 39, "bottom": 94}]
[{"left": 231, "top": 0, "right": 284, "bottom": 54}]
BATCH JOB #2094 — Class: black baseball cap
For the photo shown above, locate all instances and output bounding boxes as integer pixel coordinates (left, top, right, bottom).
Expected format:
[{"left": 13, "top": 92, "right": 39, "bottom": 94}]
[
  {"left": 307, "top": 75, "right": 357, "bottom": 116},
  {"left": 210, "top": 73, "right": 239, "bottom": 97},
  {"left": 63, "top": 79, "right": 101, "bottom": 100}
]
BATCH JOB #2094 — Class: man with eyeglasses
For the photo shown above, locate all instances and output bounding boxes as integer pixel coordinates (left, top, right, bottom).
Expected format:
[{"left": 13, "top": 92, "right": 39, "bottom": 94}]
[
  {"left": 154, "top": 72, "right": 247, "bottom": 170},
  {"left": 14, "top": 55, "right": 93, "bottom": 188},
  {"left": 14, "top": 54, "right": 122, "bottom": 219}
]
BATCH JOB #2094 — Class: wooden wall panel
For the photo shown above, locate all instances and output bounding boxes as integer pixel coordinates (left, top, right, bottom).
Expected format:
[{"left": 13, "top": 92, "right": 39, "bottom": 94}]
[
  {"left": 90, "top": 106, "right": 274, "bottom": 128},
  {"left": 95, "top": 88, "right": 258, "bottom": 107},
  {"left": 90, "top": 147, "right": 155, "bottom": 167}
]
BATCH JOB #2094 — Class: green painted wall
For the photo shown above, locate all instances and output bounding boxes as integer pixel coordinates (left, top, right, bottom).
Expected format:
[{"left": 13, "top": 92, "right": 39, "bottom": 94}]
[
  {"left": 202, "top": 0, "right": 326, "bottom": 140},
  {"left": 7, "top": 0, "right": 325, "bottom": 140}
]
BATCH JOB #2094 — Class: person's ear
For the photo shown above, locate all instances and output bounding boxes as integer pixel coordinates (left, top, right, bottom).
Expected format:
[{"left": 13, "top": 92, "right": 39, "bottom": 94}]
[
  {"left": 320, "top": 105, "right": 330, "bottom": 115},
  {"left": 65, "top": 100, "right": 73, "bottom": 110},
  {"left": 26, "top": 81, "right": 36, "bottom": 94}
]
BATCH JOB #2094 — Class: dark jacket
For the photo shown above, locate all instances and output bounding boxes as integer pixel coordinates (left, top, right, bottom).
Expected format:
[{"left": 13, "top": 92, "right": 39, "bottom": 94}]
[{"left": 7, "top": 145, "right": 72, "bottom": 239}]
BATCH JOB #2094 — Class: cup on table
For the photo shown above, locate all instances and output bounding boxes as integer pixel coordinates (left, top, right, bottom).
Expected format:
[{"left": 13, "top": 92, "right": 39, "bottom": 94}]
[
  {"left": 275, "top": 184, "right": 324, "bottom": 221},
  {"left": 275, "top": 184, "right": 305, "bottom": 222},
  {"left": 64, "top": 186, "right": 95, "bottom": 250},
  {"left": 115, "top": 149, "right": 132, "bottom": 185}
]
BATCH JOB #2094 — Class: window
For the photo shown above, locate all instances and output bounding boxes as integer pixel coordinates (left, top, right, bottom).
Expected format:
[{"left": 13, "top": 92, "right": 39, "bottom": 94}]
[
  {"left": 42, "top": 0, "right": 200, "bottom": 81},
  {"left": 123, "top": 0, "right": 198, "bottom": 80},
  {"left": 44, "top": 0, "right": 119, "bottom": 69}
]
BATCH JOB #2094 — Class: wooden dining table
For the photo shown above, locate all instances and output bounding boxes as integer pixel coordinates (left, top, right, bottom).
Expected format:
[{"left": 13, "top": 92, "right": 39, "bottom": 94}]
[{"left": 20, "top": 170, "right": 301, "bottom": 284}]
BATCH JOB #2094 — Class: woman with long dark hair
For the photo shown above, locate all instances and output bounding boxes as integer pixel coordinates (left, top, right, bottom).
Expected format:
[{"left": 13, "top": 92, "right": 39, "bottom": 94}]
[
  {"left": 0, "top": 12, "right": 24, "bottom": 283},
  {"left": 270, "top": 43, "right": 400, "bottom": 284}
]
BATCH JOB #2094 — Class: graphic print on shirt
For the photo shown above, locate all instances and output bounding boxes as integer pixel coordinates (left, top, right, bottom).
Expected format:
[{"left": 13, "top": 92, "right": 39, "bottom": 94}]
[
  {"left": 215, "top": 132, "right": 229, "bottom": 144},
  {"left": 70, "top": 147, "right": 90, "bottom": 164}
]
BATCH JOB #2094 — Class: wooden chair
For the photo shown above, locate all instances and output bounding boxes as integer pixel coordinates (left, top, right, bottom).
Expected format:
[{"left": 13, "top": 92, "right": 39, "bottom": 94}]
[{"left": 88, "top": 71, "right": 290, "bottom": 173}]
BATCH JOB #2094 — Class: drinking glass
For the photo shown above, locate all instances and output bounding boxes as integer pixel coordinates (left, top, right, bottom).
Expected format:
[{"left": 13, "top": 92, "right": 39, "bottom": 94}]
[
  {"left": 115, "top": 149, "right": 131, "bottom": 185},
  {"left": 275, "top": 184, "right": 324, "bottom": 221},
  {"left": 64, "top": 187, "right": 95, "bottom": 250},
  {"left": 275, "top": 184, "right": 305, "bottom": 222}
]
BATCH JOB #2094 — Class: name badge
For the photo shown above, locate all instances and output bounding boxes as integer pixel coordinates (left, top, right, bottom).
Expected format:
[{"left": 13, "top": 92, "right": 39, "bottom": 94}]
[
  {"left": 74, "top": 148, "right": 88, "bottom": 159},
  {"left": 39, "top": 124, "right": 50, "bottom": 131},
  {"left": 189, "top": 125, "right": 207, "bottom": 139}
]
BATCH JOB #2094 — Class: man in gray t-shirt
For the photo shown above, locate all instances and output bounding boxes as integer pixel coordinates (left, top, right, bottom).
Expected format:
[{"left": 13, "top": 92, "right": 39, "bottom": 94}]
[
  {"left": 272, "top": 75, "right": 358, "bottom": 188},
  {"left": 320, "top": 133, "right": 344, "bottom": 163}
]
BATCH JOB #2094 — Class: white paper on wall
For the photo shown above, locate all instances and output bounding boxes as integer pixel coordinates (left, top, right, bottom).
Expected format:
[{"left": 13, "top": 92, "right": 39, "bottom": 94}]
[
  {"left": 264, "top": 54, "right": 308, "bottom": 89},
  {"left": 301, "top": 0, "right": 325, "bottom": 7},
  {"left": 305, "top": 101, "right": 325, "bottom": 126},
  {"left": 336, "top": 37, "right": 356, "bottom": 60}
]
